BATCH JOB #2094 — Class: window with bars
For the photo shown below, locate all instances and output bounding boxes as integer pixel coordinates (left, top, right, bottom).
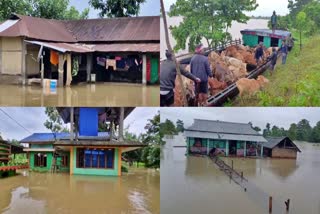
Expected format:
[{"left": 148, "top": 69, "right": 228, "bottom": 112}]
[
  {"left": 34, "top": 153, "right": 47, "bottom": 167},
  {"left": 76, "top": 148, "right": 114, "bottom": 169}
]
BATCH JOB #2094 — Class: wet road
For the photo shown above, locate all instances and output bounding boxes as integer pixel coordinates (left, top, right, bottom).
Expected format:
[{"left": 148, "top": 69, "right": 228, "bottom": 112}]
[
  {"left": 0, "top": 168, "right": 160, "bottom": 214},
  {"left": 161, "top": 137, "right": 320, "bottom": 214},
  {"left": 0, "top": 83, "right": 159, "bottom": 107}
]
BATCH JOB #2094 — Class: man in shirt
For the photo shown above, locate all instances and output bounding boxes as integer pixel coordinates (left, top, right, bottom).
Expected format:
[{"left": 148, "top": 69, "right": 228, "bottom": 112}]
[
  {"left": 280, "top": 40, "right": 288, "bottom": 64},
  {"left": 271, "top": 11, "right": 277, "bottom": 33},
  {"left": 160, "top": 50, "right": 200, "bottom": 107},
  {"left": 255, "top": 42, "right": 264, "bottom": 66},
  {"left": 190, "top": 44, "right": 213, "bottom": 106}
]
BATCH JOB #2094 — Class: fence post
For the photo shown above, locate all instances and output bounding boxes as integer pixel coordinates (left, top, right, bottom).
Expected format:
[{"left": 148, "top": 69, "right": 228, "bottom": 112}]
[
  {"left": 285, "top": 199, "right": 290, "bottom": 211},
  {"left": 241, "top": 171, "right": 243, "bottom": 182},
  {"left": 231, "top": 160, "right": 234, "bottom": 170},
  {"left": 269, "top": 196, "right": 273, "bottom": 213}
]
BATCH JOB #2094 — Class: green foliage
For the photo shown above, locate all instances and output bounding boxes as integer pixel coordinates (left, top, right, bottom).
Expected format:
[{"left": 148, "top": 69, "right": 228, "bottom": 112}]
[
  {"left": 160, "top": 119, "right": 178, "bottom": 136},
  {"left": 288, "top": 0, "right": 313, "bottom": 20},
  {"left": 89, "top": 0, "right": 146, "bottom": 17},
  {"left": 8, "top": 154, "right": 28, "bottom": 166},
  {"left": 121, "top": 165, "right": 128, "bottom": 173},
  {"left": 176, "top": 120, "right": 184, "bottom": 133},
  {"left": 168, "top": 0, "right": 258, "bottom": 51},
  {"left": 44, "top": 107, "right": 69, "bottom": 138},
  {"left": 0, "top": 0, "right": 89, "bottom": 21},
  {"left": 262, "top": 119, "right": 320, "bottom": 142}
]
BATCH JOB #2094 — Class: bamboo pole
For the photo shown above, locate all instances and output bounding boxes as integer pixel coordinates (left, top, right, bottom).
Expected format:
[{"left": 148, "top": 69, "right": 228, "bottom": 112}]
[
  {"left": 160, "top": 0, "right": 188, "bottom": 106},
  {"left": 269, "top": 196, "right": 273, "bottom": 213}
]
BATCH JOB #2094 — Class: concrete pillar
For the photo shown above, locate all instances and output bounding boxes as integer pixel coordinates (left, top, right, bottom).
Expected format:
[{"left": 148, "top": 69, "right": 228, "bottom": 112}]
[
  {"left": 66, "top": 53, "right": 72, "bottom": 86},
  {"left": 142, "top": 54, "right": 147, "bottom": 84},
  {"left": 21, "top": 40, "right": 27, "bottom": 85},
  {"left": 58, "top": 54, "right": 65, "bottom": 87},
  {"left": 86, "top": 53, "right": 92, "bottom": 82},
  {"left": 244, "top": 141, "right": 247, "bottom": 157},
  {"left": 225, "top": 140, "right": 229, "bottom": 156},
  {"left": 118, "top": 107, "right": 124, "bottom": 141},
  {"left": 261, "top": 145, "right": 264, "bottom": 157},
  {"left": 206, "top": 139, "right": 209, "bottom": 155}
]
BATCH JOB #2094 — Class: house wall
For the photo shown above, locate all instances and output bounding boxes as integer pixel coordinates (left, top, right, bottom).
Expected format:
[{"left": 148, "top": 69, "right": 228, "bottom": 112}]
[
  {"left": 0, "top": 37, "right": 23, "bottom": 75},
  {"left": 71, "top": 147, "right": 119, "bottom": 176},
  {"left": 272, "top": 147, "right": 297, "bottom": 159},
  {"left": 29, "top": 151, "right": 53, "bottom": 171},
  {"left": 26, "top": 44, "right": 40, "bottom": 76}
]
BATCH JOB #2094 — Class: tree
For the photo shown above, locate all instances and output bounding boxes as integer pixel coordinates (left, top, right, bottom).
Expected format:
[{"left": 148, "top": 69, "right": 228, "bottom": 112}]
[
  {"left": 296, "top": 119, "right": 312, "bottom": 141},
  {"left": 176, "top": 119, "right": 184, "bottom": 133},
  {"left": 168, "top": 0, "right": 258, "bottom": 51},
  {"left": 249, "top": 122, "right": 261, "bottom": 133},
  {"left": 263, "top": 123, "right": 271, "bottom": 137},
  {"left": 288, "top": 123, "right": 297, "bottom": 140},
  {"left": 89, "top": 0, "right": 146, "bottom": 18},
  {"left": 44, "top": 107, "right": 69, "bottom": 139},
  {"left": 140, "top": 113, "right": 162, "bottom": 168},
  {"left": 0, "top": 0, "right": 89, "bottom": 21},
  {"left": 160, "top": 119, "right": 177, "bottom": 136},
  {"left": 288, "top": 0, "right": 313, "bottom": 19},
  {"left": 295, "top": 11, "right": 308, "bottom": 50},
  {"left": 310, "top": 121, "right": 320, "bottom": 143}
]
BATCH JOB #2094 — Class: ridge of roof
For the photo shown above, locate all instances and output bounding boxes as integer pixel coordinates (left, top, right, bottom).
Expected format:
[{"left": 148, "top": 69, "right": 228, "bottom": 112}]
[{"left": 193, "top": 119, "right": 253, "bottom": 126}]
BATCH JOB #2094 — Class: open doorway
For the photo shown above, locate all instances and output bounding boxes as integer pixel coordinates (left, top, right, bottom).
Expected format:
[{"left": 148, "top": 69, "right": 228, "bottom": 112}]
[
  {"left": 258, "top": 36, "right": 264, "bottom": 44},
  {"left": 271, "top": 37, "right": 279, "bottom": 47},
  {"left": 229, "top": 140, "right": 237, "bottom": 155}
]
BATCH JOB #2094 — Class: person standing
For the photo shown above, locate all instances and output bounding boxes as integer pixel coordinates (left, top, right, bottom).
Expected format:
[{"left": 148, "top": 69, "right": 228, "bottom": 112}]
[
  {"left": 280, "top": 40, "right": 288, "bottom": 64},
  {"left": 160, "top": 50, "right": 200, "bottom": 107},
  {"left": 190, "top": 44, "right": 213, "bottom": 106},
  {"left": 271, "top": 11, "right": 277, "bottom": 33},
  {"left": 269, "top": 47, "right": 278, "bottom": 75},
  {"left": 255, "top": 42, "right": 264, "bottom": 65}
]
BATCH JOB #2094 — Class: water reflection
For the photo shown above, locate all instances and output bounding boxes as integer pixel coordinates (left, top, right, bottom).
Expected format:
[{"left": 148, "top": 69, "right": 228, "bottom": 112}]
[
  {"left": 0, "top": 168, "right": 159, "bottom": 214},
  {"left": 0, "top": 83, "right": 159, "bottom": 107}
]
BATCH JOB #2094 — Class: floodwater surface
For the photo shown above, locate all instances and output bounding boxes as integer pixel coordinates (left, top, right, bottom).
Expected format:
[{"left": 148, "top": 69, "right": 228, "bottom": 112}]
[
  {"left": 0, "top": 83, "right": 159, "bottom": 107},
  {"left": 161, "top": 138, "right": 320, "bottom": 214},
  {"left": 0, "top": 168, "right": 160, "bottom": 214}
]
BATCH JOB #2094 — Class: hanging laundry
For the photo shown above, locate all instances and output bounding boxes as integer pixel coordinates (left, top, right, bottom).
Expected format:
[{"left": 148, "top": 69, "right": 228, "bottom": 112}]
[
  {"left": 115, "top": 56, "right": 122, "bottom": 61},
  {"left": 97, "top": 57, "right": 106, "bottom": 66},
  {"left": 72, "top": 56, "right": 79, "bottom": 77},
  {"left": 106, "top": 59, "right": 116, "bottom": 70},
  {"left": 116, "top": 59, "right": 126, "bottom": 69},
  {"left": 50, "top": 50, "right": 59, "bottom": 66}
]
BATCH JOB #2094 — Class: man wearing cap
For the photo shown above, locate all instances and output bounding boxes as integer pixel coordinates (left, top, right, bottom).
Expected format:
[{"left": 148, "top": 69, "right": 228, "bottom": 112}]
[
  {"left": 190, "top": 44, "right": 213, "bottom": 106},
  {"left": 160, "top": 50, "right": 201, "bottom": 107},
  {"left": 255, "top": 42, "right": 264, "bottom": 65}
]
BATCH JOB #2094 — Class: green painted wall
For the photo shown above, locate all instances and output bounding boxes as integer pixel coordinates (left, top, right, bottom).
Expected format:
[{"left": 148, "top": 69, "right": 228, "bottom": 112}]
[
  {"left": 56, "top": 152, "right": 70, "bottom": 172},
  {"left": 30, "top": 144, "right": 53, "bottom": 149},
  {"left": 72, "top": 148, "right": 119, "bottom": 176},
  {"left": 242, "top": 34, "right": 258, "bottom": 47},
  {"left": 278, "top": 39, "right": 283, "bottom": 47},
  {"left": 30, "top": 151, "right": 53, "bottom": 172},
  {"left": 263, "top": 36, "right": 271, "bottom": 48}
]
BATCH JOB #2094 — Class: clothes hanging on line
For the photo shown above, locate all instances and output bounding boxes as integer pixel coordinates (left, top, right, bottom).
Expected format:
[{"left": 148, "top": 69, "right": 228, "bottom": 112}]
[
  {"left": 50, "top": 50, "right": 59, "bottom": 66},
  {"left": 97, "top": 57, "right": 106, "bottom": 66},
  {"left": 106, "top": 59, "right": 116, "bottom": 70}
]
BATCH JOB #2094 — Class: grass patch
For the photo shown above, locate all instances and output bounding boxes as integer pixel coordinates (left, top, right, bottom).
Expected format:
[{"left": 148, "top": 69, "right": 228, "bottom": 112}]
[{"left": 233, "top": 34, "right": 320, "bottom": 106}]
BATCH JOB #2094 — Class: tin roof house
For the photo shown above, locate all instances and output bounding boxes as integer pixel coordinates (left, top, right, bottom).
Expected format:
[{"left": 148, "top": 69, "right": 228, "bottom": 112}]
[
  {"left": 262, "top": 137, "right": 301, "bottom": 159},
  {"left": 184, "top": 119, "right": 267, "bottom": 157},
  {"left": 0, "top": 14, "right": 160, "bottom": 86},
  {"left": 21, "top": 107, "right": 145, "bottom": 176}
]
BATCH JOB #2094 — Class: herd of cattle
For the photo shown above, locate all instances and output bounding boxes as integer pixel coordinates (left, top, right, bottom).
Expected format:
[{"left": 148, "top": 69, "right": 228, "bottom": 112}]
[{"left": 174, "top": 44, "right": 278, "bottom": 106}]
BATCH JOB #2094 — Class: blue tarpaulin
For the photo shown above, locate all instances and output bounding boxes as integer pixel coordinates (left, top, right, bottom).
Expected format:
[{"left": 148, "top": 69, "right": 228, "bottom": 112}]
[{"left": 79, "top": 108, "right": 98, "bottom": 136}]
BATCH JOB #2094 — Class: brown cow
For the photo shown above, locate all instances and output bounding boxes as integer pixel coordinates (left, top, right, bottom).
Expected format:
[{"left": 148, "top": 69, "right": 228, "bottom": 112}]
[{"left": 236, "top": 75, "right": 269, "bottom": 97}]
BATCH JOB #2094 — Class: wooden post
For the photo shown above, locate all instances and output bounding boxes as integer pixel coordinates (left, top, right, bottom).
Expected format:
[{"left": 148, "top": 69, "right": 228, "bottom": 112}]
[
  {"left": 269, "top": 196, "right": 273, "bottom": 213},
  {"left": 58, "top": 54, "right": 65, "bottom": 87},
  {"left": 285, "top": 199, "right": 290, "bottom": 211},
  {"left": 142, "top": 54, "right": 147, "bottom": 84},
  {"left": 21, "top": 40, "right": 27, "bottom": 86},
  {"left": 231, "top": 160, "right": 233, "bottom": 170},
  {"left": 86, "top": 53, "right": 92, "bottom": 83},
  {"left": 70, "top": 107, "right": 74, "bottom": 142},
  {"left": 241, "top": 171, "right": 243, "bottom": 182},
  {"left": 66, "top": 53, "right": 72, "bottom": 86},
  {"left": 118, "top": 107, "right": 124, "bottom": 141},
  {"left": 160, "top": 0, "right": 188, "bottom": 106}
]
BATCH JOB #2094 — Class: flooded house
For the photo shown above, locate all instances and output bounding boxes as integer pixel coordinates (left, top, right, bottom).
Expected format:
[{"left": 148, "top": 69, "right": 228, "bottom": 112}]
[
  {"left": 21, "top": 107, "right": 145, "bottom": 176},
  {"left": 0, "top": 14, "right": 160, "bottom": 86},
  {"left": 184, "top": 119, "right": 267, "bottom": 157},
  {"left": 262, "top": 137, "right": 301, "bottom": 159}
]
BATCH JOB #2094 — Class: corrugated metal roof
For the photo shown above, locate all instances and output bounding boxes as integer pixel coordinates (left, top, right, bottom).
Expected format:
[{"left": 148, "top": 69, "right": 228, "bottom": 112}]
[
  {"left": 184, "top": 130, "right": 267, "bottom": 142},
  {"left": 93, "top": 43, "right": 159, "bottom": 53},
  {"left": 240, "top": 29, "right": 291, "bottom": 39},
  {"left": 20, "top": 132, "right": 110, "bottom": 143},
  {"left": 0, "top": 14, "right": 160, "bottom": 43},
  {"left": 264, "top": 137, "right": 301, "bottom": 152},
  {"left": 186, "top": 119, "right": 261, "bottom": 135}
]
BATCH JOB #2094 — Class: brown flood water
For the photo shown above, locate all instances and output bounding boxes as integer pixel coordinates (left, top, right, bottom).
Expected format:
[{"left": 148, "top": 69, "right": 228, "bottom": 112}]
[
  {"left": 0, "top": 168, "right": 160, "bottom": 214},
  {"left": 0, "top": 83, "right": 159, "bottom": 107},
  {"left": 161, "top": 138, "right": 320, "bottom": 214}
]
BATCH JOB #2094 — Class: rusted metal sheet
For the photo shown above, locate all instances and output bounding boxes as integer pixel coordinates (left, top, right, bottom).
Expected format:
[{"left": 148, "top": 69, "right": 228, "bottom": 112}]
[
  {"left": 64, "top": 16, "right": 160, "bottom": 42},
  {"left": 93, "top": 43, "right": 159, "bottom": 53},
  {"left": 0, "top": 14, "right": 160, "bottom": 43},
  {"left": 25, "top": 40, "right": 94, "bottom": 53}
]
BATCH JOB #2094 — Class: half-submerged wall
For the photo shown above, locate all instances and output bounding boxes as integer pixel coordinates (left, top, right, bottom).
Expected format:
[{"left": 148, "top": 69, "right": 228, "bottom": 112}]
[
  {"left": 272, "top": 147, "right": 297, "bottom": 159},
  {"left": 0, "top": 37, "right": 23, "bottom": 75}
]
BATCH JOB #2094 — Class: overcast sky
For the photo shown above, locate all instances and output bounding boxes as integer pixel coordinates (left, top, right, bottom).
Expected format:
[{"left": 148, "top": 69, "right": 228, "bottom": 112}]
[
  {"left": 164, "top": 0, "right": 289, "bottom": 16},
  {"left": 161, "top": 108, "right": 320, "bottom": 132},
  {"left": 0, "top": 107, "right": 159, "bottom": 141},
  {"left": 69, "top": 0, "right": 160, "bottom": 18}
]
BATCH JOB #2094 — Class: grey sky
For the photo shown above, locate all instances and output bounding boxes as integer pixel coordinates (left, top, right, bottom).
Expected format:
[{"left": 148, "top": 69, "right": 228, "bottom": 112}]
[
  {"left": 0, "top": 107, "right": 159, "bottom": 141},
  {"left": 69, "top": 0, "right": 160, "bottom": 18},
  {"left": 164, "top": 0, "right": 289, "bottom": 16},
  {"left": 161, "top": 108, "right": 320, "bottom": 133}
]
